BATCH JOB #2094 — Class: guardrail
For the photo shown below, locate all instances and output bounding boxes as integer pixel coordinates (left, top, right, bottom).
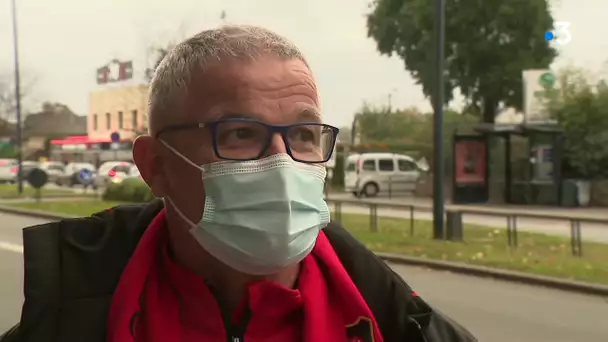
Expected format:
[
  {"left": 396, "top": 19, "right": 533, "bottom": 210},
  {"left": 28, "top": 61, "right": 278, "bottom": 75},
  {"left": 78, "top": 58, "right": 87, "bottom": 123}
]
[{"left": 325, "top": 197, "right": 608, "bottom": 257}]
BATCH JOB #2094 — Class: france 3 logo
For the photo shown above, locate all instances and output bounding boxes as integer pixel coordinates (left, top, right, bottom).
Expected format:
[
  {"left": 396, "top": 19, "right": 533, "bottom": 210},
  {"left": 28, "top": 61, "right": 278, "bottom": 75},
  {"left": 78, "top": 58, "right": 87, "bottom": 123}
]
[{"left": 544, "top": 22, "right": 571, "bottom": 45}]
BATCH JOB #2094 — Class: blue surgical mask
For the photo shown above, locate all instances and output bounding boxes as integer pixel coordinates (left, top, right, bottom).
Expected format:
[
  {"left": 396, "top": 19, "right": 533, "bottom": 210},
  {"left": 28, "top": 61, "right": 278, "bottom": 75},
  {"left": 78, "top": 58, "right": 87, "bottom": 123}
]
[{"left": 161, "top": 141, "right": 330, "bottom": 275}]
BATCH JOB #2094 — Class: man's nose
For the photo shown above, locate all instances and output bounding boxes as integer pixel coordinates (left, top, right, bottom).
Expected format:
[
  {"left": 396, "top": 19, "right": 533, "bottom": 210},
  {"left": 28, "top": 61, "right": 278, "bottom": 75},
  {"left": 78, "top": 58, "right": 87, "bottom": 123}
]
[{"left": 262, "top": 133, "right": 288, "bottom": 157}]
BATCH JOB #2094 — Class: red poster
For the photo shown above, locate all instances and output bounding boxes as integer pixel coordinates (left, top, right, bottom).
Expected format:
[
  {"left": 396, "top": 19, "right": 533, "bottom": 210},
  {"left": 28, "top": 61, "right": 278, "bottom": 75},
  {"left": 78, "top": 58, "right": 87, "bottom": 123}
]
[{"left": 455, "top": 140, "right": 486, "bottom": 184}]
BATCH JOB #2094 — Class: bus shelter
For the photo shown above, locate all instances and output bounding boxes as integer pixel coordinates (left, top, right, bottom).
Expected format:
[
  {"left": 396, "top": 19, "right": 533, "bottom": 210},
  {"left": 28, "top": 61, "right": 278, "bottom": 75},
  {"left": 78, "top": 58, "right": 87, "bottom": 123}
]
[{"left": 451, "top": 123, "right": 565, "bottom": 206}]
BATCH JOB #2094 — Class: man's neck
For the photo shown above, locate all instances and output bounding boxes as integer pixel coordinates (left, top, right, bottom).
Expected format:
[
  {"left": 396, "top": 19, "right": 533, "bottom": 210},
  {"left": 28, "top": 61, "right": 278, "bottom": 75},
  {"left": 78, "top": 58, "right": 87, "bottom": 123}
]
[{"left": 167, "top": 221, "right": 300, "bottom": 313}]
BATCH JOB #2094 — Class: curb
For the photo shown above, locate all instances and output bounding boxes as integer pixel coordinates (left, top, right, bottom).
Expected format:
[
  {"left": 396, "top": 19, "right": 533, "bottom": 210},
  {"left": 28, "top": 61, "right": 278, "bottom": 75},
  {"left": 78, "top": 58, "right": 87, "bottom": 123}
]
[
  {"left": 377, "top": 252, "right": 608, "bottom": 297},
  {"left": 0, "top": 205, "right": 78, "bottom": 221},
  {"left": 0, "top": 205, "right": 606, "bottom": 297}
]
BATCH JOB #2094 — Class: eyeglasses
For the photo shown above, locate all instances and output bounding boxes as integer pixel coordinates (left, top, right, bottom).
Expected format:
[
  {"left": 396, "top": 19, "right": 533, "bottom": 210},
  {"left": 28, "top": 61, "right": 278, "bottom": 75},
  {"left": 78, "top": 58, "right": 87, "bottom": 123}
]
[{"left": 156, "top": 118, "right": 340, "bottom": 163}]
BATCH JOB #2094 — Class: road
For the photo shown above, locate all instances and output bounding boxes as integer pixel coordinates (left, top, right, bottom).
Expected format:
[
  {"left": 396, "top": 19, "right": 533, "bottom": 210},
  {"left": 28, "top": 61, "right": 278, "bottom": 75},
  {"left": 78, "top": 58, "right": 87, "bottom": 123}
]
[
  {"left": 1, "top": 213, "right": 607, "bottom": 341},
  {"left": 328, "top": 193, "right": 608, "bottom": 243}
]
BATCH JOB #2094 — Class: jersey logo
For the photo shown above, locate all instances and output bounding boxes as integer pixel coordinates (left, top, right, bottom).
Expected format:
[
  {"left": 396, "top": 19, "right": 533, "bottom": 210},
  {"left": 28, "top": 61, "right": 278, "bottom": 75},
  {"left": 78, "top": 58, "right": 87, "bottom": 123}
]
[{"left": 346, "top": 316, "right": 375, "bottom": 342}]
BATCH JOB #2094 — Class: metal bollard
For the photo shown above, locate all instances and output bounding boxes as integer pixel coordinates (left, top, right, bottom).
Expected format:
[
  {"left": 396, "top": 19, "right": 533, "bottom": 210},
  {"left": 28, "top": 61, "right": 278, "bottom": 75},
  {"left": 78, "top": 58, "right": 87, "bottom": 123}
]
[{"left": 445, "top": 210, "right": 463, "bottom": 241}]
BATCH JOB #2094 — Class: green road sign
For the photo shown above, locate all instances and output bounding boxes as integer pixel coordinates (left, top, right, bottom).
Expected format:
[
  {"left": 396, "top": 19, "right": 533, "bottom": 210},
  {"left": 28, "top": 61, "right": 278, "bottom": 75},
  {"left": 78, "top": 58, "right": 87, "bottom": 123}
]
[{"left": 539, "top": 72, "right": 556, "bottom": 88}]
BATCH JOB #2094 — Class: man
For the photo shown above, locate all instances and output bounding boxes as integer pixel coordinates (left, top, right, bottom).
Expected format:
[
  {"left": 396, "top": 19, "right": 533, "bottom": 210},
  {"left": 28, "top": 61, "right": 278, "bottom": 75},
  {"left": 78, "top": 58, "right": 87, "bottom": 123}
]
[{"left": 1, "top": 25, "right": 476, "bottom": 342}]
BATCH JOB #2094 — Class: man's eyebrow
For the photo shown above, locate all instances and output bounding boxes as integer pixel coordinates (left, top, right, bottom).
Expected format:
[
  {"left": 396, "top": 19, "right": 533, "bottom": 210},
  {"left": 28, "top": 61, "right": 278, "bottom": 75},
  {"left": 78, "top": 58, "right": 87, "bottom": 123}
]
[
  {"left": 217, "top": 112, "right": 258, "bottom": 119},
  {"left": 297, "top": 109, "right": 321, "bottom": 122}
]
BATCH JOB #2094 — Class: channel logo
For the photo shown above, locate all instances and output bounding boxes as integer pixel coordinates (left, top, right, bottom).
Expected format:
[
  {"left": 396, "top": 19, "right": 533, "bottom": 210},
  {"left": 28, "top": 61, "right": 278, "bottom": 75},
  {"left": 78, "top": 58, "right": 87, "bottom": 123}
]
[{"left": 545, "top": 22, "right": 572, "bottom": 45}]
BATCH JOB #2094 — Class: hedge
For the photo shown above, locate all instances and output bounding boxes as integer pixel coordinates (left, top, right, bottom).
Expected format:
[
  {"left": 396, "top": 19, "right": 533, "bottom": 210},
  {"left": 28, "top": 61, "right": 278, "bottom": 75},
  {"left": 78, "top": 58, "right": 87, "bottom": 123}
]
[{"left": 102, "top": 178, "right": 155, "bottom": 203}]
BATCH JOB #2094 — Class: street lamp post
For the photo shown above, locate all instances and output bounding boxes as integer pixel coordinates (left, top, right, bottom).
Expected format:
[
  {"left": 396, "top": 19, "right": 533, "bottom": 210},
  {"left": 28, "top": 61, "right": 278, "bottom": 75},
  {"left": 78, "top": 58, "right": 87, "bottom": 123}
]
[
  {"left": 11, "top": 0, "right": 23, "bottom": 194},
  {"left": 432, "top": 0, "right": 446, "bottom": 239}
]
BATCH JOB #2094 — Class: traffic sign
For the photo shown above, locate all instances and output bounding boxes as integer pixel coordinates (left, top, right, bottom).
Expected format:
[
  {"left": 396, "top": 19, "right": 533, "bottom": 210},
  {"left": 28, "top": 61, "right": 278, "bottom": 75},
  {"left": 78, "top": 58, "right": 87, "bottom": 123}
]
[
  {"left": 26, "top": 168, "right": 48, "bottom": 189},
  {"left": 110, "top": 131, "right": 120, "bottom": 142},
  {"left": 77, "top": 168, "right": 94, "bottom": 185}
]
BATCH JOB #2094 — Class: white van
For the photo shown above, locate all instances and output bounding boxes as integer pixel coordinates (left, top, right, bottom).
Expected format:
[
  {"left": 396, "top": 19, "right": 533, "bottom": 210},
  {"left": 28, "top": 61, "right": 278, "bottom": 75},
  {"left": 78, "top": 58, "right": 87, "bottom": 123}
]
[
  {"left": 325, "top": 146, "right": 337, "bottom": 179},
  {"left": 344, "top": 153, "right": 425, "bottom": 197}
]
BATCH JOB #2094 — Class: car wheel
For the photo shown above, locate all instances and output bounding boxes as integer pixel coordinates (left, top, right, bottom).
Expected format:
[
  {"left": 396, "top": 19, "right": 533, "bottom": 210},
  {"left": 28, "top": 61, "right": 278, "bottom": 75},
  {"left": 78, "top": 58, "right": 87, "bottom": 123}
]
[{"left": 362, "top": 182, "right": 379, "bottom": 198}]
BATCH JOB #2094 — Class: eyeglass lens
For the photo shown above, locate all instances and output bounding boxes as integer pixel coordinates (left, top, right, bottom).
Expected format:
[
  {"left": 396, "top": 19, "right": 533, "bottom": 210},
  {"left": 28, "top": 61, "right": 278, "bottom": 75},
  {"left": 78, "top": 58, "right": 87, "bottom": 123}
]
[{"left": 214, "top": 121, "right": 335, "bottom": 162}]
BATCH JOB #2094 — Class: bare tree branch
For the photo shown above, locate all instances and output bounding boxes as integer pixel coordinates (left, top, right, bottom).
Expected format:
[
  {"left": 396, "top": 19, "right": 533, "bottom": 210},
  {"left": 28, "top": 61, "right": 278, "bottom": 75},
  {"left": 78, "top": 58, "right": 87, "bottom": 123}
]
[{"left": 0, "top": 72, "right": 37, "bottom": 122}]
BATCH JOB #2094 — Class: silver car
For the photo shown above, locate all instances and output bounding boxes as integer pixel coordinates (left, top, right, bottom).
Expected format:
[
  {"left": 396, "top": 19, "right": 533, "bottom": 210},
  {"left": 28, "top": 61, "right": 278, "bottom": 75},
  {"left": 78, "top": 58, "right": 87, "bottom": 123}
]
[
  {"left": 93, "top": 161, "right": 134, "bottom": 188},
  {"left": 0, "top": 159, "right": 18, "bottom": 183},
  {"left": 38, "top": 162, "right": 66, "bottom": 185},
  {"left": 58, "top": 162, "right": 97, "bottom": 187},
  {"left": 0, "top": 159, "right": 44, "bottom": 184}
]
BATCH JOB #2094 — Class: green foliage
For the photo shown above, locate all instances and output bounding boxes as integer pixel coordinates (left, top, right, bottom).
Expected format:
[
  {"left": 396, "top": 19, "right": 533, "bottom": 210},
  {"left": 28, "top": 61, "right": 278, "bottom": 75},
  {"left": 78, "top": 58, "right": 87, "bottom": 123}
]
[
  {"left": 331, "top": 151, "right": 345, "bottom": 188},
  {"left": 366, "top": 0, "right": 557, "bottom": 122},
  {"left": 351, "top": 103, "right": 479, "bottom": 173},
  {"left": 103, "top": 178, "right": 155, "bottom": 203},
  {"left": 354, "top": 103, "right": 477, "bottom": 144},
  {"left": 0, "top": 142, "right": 18, "bottom": 158},
  {"left": 547, "top": 68, "right": 608, "bottom": 179}
]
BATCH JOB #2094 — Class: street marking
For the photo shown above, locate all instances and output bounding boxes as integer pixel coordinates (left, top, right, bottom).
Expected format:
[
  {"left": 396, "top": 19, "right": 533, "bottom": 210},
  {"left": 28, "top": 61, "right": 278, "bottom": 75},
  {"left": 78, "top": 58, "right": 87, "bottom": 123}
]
[{"left": 0, "top": 241, "right": 24, "bottom": 254}]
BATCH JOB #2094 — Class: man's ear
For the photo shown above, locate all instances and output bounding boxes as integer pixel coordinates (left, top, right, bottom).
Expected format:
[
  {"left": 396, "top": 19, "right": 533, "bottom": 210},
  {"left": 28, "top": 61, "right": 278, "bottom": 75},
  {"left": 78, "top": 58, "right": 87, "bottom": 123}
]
[{"left": 132, "top": 135, "right": 167, "bottom": 197}]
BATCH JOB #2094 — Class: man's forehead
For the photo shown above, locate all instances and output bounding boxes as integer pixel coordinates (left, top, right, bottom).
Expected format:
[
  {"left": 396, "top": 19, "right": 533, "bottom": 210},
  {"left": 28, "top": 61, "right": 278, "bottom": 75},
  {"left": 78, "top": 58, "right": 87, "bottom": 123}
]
[
  {"left": 178, "top": 58, "right": 320, "bottom": 123},
  {"left": 204, "top": 104, "right": 321, "bottom": 121},
  {"left": 189, "top": 58, "right": 315, "bottom": 92}
]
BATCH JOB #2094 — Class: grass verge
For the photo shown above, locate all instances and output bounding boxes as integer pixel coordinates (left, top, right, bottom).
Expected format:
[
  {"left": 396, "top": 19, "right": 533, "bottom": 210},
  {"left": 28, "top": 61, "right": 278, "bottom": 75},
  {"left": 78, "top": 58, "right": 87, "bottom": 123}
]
[
  {"left": 5, "top": 200, "right": 608, "bottom": 285},
  {"left": 339, "top": 214, "right": 608, "bottom": 285},
  {"left": 0, "top": 184, "right": 84, "bottom": 199},
  {"left": 8, "top": 200, "right": 124, "bottom": 216}
]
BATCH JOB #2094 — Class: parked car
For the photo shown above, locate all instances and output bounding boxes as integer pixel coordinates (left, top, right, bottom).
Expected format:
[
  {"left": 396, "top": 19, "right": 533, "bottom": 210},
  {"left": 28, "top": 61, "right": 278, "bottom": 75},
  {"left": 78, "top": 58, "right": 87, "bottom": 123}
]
[
  {"left": 38, "top": 161, "right": 66, "bottom": 185},
  {"left": 125, "top": 165, "right": 141, "bottom": 180},
  {"left": 344, "top": 153, "right": 427, "bottom": 198},
  {"left": 93, "top": 161, "right": 134, "bottom": 188},
  {"left": 0, "top": 159, "right": 41, "bottom": 184},
  {"left": 0, "top": 159, "right": 18, "bottom": 183},
  {"left": 58, "top": 162, "right": 97, "bottom": 187},
  {"left": 21, "top": 161, "right": 40, "bottom": 181}
]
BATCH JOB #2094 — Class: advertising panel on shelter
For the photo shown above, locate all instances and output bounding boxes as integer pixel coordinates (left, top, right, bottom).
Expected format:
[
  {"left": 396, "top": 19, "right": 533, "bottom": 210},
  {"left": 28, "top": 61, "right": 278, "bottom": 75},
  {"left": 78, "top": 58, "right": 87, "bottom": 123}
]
[{"left": 454, "top": 139, "right": 487, "bottom": 185}]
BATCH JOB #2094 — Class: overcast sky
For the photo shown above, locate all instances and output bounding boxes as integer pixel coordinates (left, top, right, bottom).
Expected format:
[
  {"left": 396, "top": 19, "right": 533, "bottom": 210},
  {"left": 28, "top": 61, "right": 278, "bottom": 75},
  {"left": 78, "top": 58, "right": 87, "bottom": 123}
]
[{"left": 0, "top": 0, "right": 605, "bottom": 127}]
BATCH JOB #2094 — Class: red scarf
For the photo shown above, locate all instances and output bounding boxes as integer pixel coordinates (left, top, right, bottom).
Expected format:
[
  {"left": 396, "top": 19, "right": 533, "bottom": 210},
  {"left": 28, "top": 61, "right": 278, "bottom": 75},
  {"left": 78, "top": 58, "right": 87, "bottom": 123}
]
[{"left": 107, "top": 210, "right": 383, "bottom": 342}]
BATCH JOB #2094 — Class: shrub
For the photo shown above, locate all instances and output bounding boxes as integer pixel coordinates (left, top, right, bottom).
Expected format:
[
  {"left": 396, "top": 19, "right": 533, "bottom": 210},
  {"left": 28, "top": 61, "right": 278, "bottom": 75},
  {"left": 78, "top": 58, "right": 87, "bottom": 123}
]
[
  {"left": 102, "top": 178, "right": 155, "bottom": 203},
  {"left": 331, "top": 151, "right": 345, "bottom": 188}
]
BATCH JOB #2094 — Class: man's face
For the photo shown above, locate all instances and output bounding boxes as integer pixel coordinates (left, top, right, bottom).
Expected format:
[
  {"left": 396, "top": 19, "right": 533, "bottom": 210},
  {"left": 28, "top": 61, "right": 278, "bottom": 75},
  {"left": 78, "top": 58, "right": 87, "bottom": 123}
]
[{"left": 135, "top": 57, "right": 319, "bottom": 225}]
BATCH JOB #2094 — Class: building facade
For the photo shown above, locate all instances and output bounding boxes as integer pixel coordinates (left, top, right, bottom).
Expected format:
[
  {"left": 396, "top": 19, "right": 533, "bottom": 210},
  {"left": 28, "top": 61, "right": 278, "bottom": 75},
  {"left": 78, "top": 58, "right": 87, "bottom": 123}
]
[
  {"left": 50, "top": 59, "right": 150, "bottom": 164},
  {"left": 88, "top": 84, "right": 148, "bottom": 141},
  {"left": 23, "top": 103, "right": 87, "bottom": 160}
]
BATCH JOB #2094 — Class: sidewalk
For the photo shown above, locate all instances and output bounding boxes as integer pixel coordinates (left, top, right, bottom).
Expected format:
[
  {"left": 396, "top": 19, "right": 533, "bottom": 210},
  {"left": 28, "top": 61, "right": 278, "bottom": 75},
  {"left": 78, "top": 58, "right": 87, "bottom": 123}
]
[{"left": 326, "top": 192, "right": 608, "bottom": 218}]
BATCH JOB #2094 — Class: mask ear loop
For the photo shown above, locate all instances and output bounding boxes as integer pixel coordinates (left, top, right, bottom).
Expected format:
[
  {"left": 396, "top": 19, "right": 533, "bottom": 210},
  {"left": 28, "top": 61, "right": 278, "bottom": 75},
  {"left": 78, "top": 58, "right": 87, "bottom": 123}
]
[
  {"left": 164, "top": 197, "right": 200, "bottom": 233},
  {"left": 159, "top": 139, "right": 205, "bottom": 171},
  {"left": 159, "top": 139, "right": 206, "bottom": 233}
]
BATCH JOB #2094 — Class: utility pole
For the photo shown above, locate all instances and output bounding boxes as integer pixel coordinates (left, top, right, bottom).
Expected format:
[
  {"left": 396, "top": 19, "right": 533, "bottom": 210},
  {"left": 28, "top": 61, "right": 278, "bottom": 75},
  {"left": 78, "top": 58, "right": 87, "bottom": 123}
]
[
  {"left": 11, "top": 0, "right": 23, "bottom": 194},
  {"left": 432, "top": 0, "right": 446, "bottom": 239}
]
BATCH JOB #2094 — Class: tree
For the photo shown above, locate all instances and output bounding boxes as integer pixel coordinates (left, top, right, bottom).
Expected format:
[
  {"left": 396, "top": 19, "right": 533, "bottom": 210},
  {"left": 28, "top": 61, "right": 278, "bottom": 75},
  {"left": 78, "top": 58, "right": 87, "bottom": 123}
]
[
  {"left": 547, "top": 68, "right": 608, "bottom": 179},
  {"left": 0, "top": 74, "right": 22, "bottom": 121},
  {"left": 354, "top": 103, "right": 425, "bottom": 142},
  {"left": 145, "top": 44, "right": 174, "bottom": 82},
  {"left": 366, "top": 0, "right": 557, "bottom": 123},
  {"left": 0, "top": 71, "right": 36, "bottom": 136},
  {"left": 337, "top": 125, "right": 351, "bottom": 144}
]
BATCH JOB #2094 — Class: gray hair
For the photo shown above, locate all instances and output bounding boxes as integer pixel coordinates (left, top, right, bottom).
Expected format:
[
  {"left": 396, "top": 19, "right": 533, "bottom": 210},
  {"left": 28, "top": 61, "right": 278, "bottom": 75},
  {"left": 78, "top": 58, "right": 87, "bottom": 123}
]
[{"left": 148, "top": 25, "right": 308, "bottom": 135}]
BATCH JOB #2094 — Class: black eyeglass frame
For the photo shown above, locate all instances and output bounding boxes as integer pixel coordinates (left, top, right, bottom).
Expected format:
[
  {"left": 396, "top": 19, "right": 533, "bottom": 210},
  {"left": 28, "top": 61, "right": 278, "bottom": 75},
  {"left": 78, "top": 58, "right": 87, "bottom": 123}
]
[{"left": 155, "top": 117, "right": 340, "bottom": 163}]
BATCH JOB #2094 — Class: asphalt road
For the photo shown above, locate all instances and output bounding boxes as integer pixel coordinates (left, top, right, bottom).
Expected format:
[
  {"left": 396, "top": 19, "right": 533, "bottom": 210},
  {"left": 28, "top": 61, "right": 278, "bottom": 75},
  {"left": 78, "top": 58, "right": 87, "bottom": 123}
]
[
  {"left": 1, "top": 213, "right": 607, "bottom": 341},
  {"left": 328, "top": 193, "right": 608, "bottom": 243}
]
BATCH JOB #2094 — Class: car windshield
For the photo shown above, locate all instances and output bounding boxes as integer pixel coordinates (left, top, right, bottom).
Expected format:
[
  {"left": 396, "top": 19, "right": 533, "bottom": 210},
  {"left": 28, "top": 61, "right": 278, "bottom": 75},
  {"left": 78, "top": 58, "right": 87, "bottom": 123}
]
[
  {"left": 129, "top": 166, "right": 140, "bottom": 176},
  {"left": 112, "top": 165, "right": 132, "bottom": 174}
]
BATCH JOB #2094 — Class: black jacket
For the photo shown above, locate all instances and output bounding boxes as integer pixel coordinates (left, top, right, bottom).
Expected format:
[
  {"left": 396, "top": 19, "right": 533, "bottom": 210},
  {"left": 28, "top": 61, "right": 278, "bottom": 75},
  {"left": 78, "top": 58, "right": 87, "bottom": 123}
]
[{"left": 0, "top": 200, "right": 476, "bottom": 342}]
